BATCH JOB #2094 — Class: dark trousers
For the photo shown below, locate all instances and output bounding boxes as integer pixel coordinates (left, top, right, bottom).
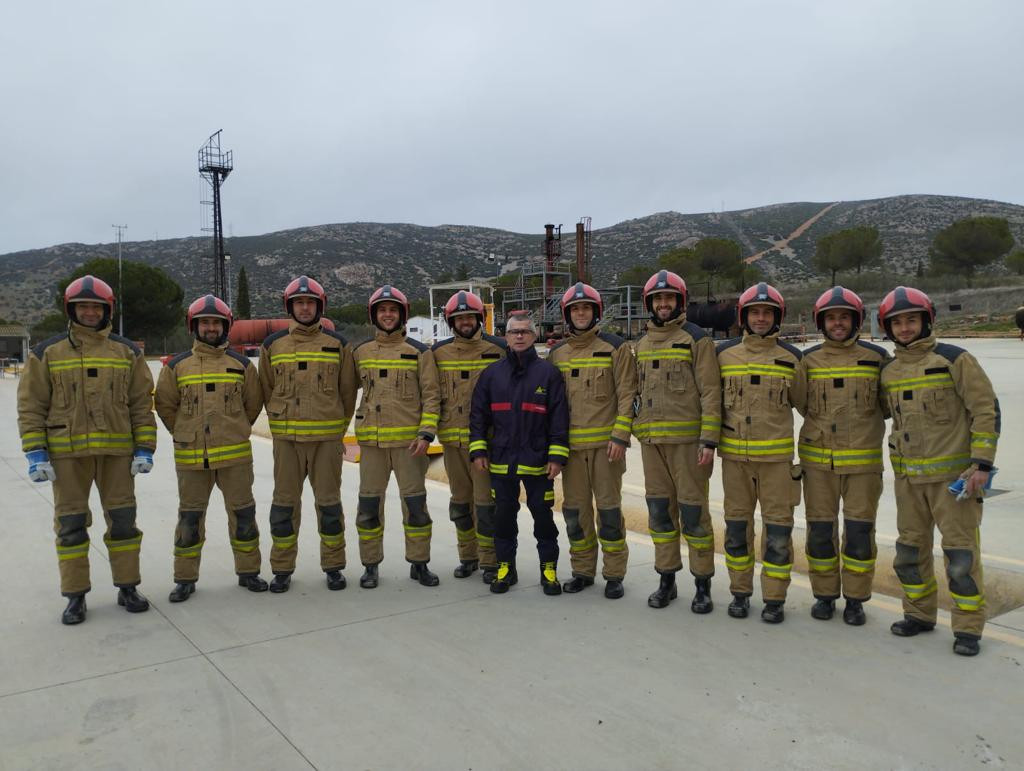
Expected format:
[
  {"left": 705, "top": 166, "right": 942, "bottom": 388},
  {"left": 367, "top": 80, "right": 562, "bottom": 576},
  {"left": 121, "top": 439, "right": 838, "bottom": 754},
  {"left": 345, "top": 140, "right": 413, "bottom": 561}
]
[{"left": 491, "top": 473, "right": 559, "bottom": 564}]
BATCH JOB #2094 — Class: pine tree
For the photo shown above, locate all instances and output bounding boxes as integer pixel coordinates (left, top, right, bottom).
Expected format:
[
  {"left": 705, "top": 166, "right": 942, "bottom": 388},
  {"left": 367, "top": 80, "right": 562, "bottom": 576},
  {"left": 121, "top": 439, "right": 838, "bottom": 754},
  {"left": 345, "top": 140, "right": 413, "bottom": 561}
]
[{"left": 236, "top": 266, "right": 251, "bottom": 319}]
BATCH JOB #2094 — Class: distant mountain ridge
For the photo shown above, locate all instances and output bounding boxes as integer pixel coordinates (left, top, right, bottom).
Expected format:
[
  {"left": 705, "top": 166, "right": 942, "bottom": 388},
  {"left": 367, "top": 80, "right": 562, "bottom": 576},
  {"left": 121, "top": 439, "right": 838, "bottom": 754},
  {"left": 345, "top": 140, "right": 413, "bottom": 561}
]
[{"left": 3, "top": 194, "right": 1023, "bottom": 324}]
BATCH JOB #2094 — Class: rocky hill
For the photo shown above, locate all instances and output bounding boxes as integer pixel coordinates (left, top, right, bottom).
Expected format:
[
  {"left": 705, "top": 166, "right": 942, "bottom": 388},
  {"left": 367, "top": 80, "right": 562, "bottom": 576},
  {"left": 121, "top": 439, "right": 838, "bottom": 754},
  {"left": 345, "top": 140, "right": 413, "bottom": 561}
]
[{"left": 3, "top": 194, "right": 1023, "bottom": 324}]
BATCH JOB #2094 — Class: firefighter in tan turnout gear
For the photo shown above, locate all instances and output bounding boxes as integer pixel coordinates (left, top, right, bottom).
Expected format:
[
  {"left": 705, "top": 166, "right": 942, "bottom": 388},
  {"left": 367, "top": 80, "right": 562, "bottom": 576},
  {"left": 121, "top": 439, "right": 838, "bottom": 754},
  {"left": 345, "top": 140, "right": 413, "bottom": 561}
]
[
  {"left": 432, "top": 291, "right": 506, "bottom": 581},
  {"left": 353, "top": 285, "right": 443, "bottom": 589},
  {"left": 796, "top": 287, "right": 889, "bottom": 626},
  {"left": 550, "top": 282, "right": 637, "bottom": 599},
  {"left": 259, "top": 276, "right": 358, "bottom": 593},
  {"left": 155, "top": 295, "right": 269, "bottom": 602},
  {"left": 634, "top": 271, "right": 721, "bottom": 612},
  {"left": 17, "top": 275, "right": 156, "bottom": 625},
  {"left": 717, "top": 282, "right": 806, "bottom": 624},
  {"left": 880, "top": 287, "right": 999, "bottom": 657}
]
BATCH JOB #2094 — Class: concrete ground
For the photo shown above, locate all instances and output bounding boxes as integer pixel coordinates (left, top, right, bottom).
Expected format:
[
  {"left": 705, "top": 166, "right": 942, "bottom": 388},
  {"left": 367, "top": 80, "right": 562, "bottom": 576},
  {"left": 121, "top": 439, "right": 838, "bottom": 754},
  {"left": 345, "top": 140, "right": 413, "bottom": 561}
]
[{"left": 1, "top": 339, "right": 1023, "bottom": 770}]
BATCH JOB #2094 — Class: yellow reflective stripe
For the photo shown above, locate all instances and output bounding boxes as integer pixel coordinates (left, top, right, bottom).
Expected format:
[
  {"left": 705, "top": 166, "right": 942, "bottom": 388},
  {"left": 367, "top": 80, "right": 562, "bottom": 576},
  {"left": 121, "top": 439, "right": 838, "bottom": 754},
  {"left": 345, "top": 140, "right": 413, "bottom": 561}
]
[
  {"left": 721, "top": 363, "right": 793, "bottom": 378},
  {"left": 701, "top": 417, "right": 722, "bottom": 428},
  {"left": 649, "top": 529, "right": 679, "bottom": 544},
  {"left": 682, "top": 533, "right": 713, "bottom": 548},
  {"left": 21, "top": 432, "right": 47, "bottom": 451},
  {"left": 599, "top": 537, "right": 626, "bottom": 553},
  {"left": 570, "top": 535, "right": 598, "bottom": 552},
  {"left": 438, "top": 428, "right": 470, "bottom": 442},
  {"left": 569, "top": 426, "right": 614, "bottom": 443},
  {"left": 970, "top": 432, "right": 998, "bottom": 449},
  {"left": 841, "top": 555, "right": 875, "bottom": 574},
  {"left": 548, "top": 445, "right": 569, "bottom": 458},
  {"left": 355, "top": 426, "right": 419, "bottom": 441},
  {"left": 358, "top": 359, "right": 417, "bottom": 370},
  {"left": 456, "top": 528, "right": 477, "bottom": 543},
  {"left": 637, "top": 349, "right": 693, "bottom": 361},
  {"left": 890, "top": 453, "right": 971, "bottom": 476},
  {"left": 489, "top": 463, "right": 509, "bottom": 474},
  {"left": 614, "top": 415, "right": 633, "bottom": 429},
  {"left": 419, "top": 412, "right": 439, "bottom": 427},
  {"left": 174, "top": 540, "right": 205, "bottom": 558},
  {"left": 231, "top": 537, "right": 260, "bottom": 552},
  {"left": 807, "top": 367, "right": 880, "bottom": 380},
  {"left": 807, "top": 555, "right": 838, "bottom": 572},
  {"left": 476, "top": 534, "right": 495, "bottom": 548},
  {"left": 725, "top": 553, "right": 754, "bottom": 570},
  {"left": 270, "top": 419, "right": 348, "bottom": 437},
  {"left": 270, "top": 352, "right": 340, "bottom": 364},
  {"left": 543, "top": 490, "right": 555, "bottom": 502},
  {"left": 403, "top": 524, "right": 432, "bottom": 538},
  {"left": 105, "top": 535, "right": 142, "bottom": 553},
  {"left": 176, "top": 373, "right": 244, "bottom": 386},
  {"left": 175, "top": 442, "right": 253, "bottom": 464},
  {"left": 633, "top": 420, "right": 700, "bottom": 439},
  {"left": 883, "top": 373, "right": 954, "bottom": 392},
  {"left": 950, "top": 592, "right": 985, "bottom": 611},
  {"left": 901, "top": 578, "right": 937, "bottom": 600},
  {"left": 762, "top": 561, "right": 792, "bottom": 579},
  {"left": 48, "top": 358, "right": 131, "bottom": 371},
  {"left": 357, "top": 526, "right": 383, "bottom": 541},
  {"left": 555, "top": 359, "right": 613, "bottom": 369},
  {"left": 49, "top": 432, "right": 133, "bottom": 453},
  {"left": 469, "top": 440, "right": 488, "bottom": 452},
  {"left": 56, "top": 542, "right": 90, "bottom": 560},
  {"left": 517, "top": 464, "right": 547, "bottom": 475},
  {"left": 799, "top": 444, "right": 883, "bottom": 465},
  {"left": 133, "top": 427, "right": 157, "bottom": 438},
  {"left": 272, "top": 533, "right": 298, "bottom": 548},
  {"left": 437, "top": 360, "right": 491, "bottom": 370},
  {"left": 719, "top": 437, "right": 794, "bottom": 456}
]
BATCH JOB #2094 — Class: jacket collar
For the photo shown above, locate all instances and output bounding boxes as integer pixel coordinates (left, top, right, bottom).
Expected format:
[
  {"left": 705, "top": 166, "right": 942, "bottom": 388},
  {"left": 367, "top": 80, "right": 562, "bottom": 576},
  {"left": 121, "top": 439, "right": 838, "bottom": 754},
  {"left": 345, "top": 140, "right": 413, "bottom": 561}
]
[
  {"left": 191, "top": 339, "right": 228, "bottom": 357},
  {"left": 68, "top": 320, "right": 112, "bottom": 348},
  {"left": 375, "top": 327, "right": 406, "bottom": 345},
  {"left": 822, "top": 333, "right": 859, "bottom": 351},
  {"left": 568, "top": 327, "right": 598, "bottom": 348},
  {"left": 452, "top": 326, "right": 483, "bottom": 348},
  {"left": 507, "top": 345, "right": 538, "bottom": 370},
  {"left": 289, "top": 319, "right": 322, "bottom": 338},
  {"left": 894, "top": 334, "right": 936, "bottom": 361},
  {"left": 645, "top": 315, "right": 685, "bottom": 341},
  {"left": 741, "top": 330, "right": 780, "bottom": 352}
]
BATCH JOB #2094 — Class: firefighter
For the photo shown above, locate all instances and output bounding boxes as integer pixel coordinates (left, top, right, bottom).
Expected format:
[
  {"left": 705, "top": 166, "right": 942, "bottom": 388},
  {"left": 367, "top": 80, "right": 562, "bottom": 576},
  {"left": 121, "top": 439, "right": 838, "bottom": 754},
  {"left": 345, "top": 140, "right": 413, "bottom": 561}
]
[
  {"left": 880, "top": 287, "right": 999, "bottom": 656},
  {"left": 796, "top": 287, "right": 889, "bottom": 625},
  {"left": 469, "top": 312, "right": 570, "bottom": 595},
  {"left": 550, "top": 282, "right": 637, "bottom": 599},
  {"left": 634, "top": 271, "right": 722, "bottom": 611},
  {"left": 353, "top": 285, "right": 442, "bottom": 588},
  {"left": 259, "top": 276, "right": 358, "bottom": 593},
  {"left": 155, "top": 295, "right": 269, "bottom": 601},
  {"left": 17, "top": 275, "right": 156, "bottom": 624},
  {"left": 432, "top": 291, "right": 506, "bottom": 581},
  {"left": 717, "top": 282, "right": 806, "bottom": 623}
]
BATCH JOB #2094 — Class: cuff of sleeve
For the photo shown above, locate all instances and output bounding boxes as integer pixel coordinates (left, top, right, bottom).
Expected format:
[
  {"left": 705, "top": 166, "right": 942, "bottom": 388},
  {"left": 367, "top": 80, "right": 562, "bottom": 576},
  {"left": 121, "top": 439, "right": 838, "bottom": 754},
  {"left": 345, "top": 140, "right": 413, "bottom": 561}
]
[
  {"left": 974, "top": 460, "right": 993, "bottom": 472},
  {"left": 700, "top": 440, "right": 719, "bottom": 449},
  {"left": 417, "top": 431, "right": 435, "bottom": 442},
  {"left": 610, "top": 436, "right": 629, "bottom": 447}
]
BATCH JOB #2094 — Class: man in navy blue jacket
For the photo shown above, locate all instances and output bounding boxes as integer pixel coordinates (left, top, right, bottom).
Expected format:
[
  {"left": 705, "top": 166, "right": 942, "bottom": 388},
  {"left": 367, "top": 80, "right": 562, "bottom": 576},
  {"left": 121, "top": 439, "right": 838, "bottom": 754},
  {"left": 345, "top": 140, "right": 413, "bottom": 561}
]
[{"left": 470, "top": 312, "right": 570, "bottom": 595}]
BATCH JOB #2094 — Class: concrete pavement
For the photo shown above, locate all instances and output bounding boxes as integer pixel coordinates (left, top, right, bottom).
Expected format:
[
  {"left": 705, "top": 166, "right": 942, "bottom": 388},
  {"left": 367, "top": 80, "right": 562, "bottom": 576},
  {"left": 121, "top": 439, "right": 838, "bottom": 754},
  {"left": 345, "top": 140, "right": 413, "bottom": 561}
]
[{"left": 1, "top": 339, "right": 1023, "bottom": 769}]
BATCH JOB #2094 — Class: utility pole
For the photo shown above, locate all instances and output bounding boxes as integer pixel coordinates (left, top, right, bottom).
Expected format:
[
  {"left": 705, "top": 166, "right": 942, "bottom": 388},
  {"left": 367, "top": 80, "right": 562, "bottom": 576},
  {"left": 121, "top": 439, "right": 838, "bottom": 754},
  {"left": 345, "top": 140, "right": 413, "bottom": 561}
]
[{"left": 112, "top": 224, "right": 127, "bottom": 336}]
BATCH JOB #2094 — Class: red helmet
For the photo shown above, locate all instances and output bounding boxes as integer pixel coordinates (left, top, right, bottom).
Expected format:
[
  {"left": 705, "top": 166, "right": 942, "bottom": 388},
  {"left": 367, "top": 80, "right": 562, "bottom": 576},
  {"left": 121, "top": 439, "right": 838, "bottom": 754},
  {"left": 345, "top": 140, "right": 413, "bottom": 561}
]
[
  {"left": 738, "top": 282, "right": 786, "bottom": 331},
  {"left": 283, "top": 276, "right": 327, "bottom": 316},
  {"left": 813, "top": 286, "right": 865, "bottom": 330},
  {"left": 642, "top": 270, "right": 687, "bottom": 314},
  {"left": 368, "top": 285, "right": 410, "bottom": 326},
  {"left": 443, "top": 290, "right": 485, "bottom": 324},
  {"left": 186, "top": 294, "right": 233, "bottom": 335},
  {"left": 64, "top": 275, "right": 115, "bottom": 322},
  {"left": 560, "top": 282, "right": 603, "bottom": 325},
  {"left": 878, "top": 286, "right": 935, "bottom": 326}
]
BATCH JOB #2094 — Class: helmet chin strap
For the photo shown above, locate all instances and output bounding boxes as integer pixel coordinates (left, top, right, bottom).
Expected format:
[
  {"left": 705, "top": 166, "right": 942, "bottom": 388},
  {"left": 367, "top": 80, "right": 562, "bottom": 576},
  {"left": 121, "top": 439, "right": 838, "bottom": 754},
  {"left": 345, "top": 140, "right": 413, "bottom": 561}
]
[
  {"left": 650, "top": 303, "right": 682, "bottom": 327},
  {"left": 454, "top": 319, "right": 481, "bottom": 339}
]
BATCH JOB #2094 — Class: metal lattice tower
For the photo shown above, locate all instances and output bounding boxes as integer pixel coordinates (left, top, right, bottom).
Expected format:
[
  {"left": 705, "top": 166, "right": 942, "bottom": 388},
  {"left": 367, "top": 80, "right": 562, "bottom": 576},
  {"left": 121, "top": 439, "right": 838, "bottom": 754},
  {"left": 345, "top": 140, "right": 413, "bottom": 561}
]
[{"left": 198, "top": 130, "right": 233, "bottom": 300}]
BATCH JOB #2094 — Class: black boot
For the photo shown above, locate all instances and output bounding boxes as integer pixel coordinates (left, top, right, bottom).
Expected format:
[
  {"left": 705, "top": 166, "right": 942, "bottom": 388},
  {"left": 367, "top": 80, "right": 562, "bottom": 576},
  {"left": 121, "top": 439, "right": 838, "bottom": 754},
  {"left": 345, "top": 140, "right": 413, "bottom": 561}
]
[
  {"left": 360, "top": 564, "right": 379, "bottom": 589},
  {"left": 691, "top": 577, "right": 713, "bottom": 614},
  {"left": 454, "top": 560, "right": 478, "bottom": 579},
  {"left": 168, "top": 582, "right": 195, "bottom": 603},
  {"left": 117, "top": 587, "right": 150, "bottom": 613},
  {"left": 540, "top": 562, "right": 561, "bottom": 595},
  {"left": 489, "top": 562, "right": 518, "bottom": 594},
  {"left": 410, "top": 562, "right": 440, "bottom": 587},
  {"left": 761, "top": 601, "right": 785, "bottom": 624},
  {"left": 891, "top": 615, "right": 935, "bottom": 637},
  {"left": 325, "top": 570, "right": 347, "bottom": 591},
  {"left": 562, "top": 575, "right": 594, "bottom": 593},
  {"left": 811, "top": 598, "right": 835, "bottom": 620},
  {"left": 269, "top": 574, "right": 291, "bottom": 594},
  {"left": 727, "top": 594, "right": 750, "bottom": 619},
  {"left": 604, "top": 579, "right": 624, "bottom": 599},
  {"left": 953, "top": 633, "right": 981, "bottom": 656},
  {"left": 843, "top": 599, "right": 866, "bottom": 626},
  {"left": 647, "top": 572, "right": 677, "bottom": 609},
  {"left": 62, "top": 594, "right": 87, "bottom": 625},
  {"left": 238, "top": 575, "right": 269, "bottom": 592},
  {"left": 481, "top": 565, "right": 498, "bottom": 584}
]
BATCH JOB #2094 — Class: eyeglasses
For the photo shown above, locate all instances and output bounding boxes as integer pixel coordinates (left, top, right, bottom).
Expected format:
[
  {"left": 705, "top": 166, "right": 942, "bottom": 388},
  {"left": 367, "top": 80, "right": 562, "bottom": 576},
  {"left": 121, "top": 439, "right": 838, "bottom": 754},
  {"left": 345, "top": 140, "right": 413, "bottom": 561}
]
[{"left": 506, "top": 329, "right": 534, "bottom": 336}]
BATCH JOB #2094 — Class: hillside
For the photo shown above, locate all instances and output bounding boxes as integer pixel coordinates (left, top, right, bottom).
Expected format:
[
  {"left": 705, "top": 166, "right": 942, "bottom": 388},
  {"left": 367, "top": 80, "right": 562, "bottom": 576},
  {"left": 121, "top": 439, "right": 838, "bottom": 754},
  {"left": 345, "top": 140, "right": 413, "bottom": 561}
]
[{"left": 3, "top": 194, "right": 1023, "bottom": 324}]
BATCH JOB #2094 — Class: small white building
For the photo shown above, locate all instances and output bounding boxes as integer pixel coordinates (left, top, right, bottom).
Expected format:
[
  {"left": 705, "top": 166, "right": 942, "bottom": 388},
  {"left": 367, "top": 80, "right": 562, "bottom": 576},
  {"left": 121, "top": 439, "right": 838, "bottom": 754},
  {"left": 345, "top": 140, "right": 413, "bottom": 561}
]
[{"left": 406, "top": 315, "right": 448, "bottom": 345}]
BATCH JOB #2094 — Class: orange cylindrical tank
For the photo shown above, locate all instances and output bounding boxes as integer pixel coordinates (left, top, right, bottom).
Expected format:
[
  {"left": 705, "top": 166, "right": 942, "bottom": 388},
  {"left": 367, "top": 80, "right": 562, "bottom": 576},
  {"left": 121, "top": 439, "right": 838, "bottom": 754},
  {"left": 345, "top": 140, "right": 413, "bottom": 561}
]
[{"left": 229, "top": 318, "right": 336, "bottom": 351}]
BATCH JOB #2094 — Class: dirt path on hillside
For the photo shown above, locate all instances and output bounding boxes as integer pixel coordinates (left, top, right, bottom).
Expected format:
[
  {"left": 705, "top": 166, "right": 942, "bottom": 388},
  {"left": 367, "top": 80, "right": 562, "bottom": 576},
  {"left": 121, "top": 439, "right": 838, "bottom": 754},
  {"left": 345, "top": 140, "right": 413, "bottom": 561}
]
[{"left": 744, "top": 201, "right": 840, "bottom": 264}]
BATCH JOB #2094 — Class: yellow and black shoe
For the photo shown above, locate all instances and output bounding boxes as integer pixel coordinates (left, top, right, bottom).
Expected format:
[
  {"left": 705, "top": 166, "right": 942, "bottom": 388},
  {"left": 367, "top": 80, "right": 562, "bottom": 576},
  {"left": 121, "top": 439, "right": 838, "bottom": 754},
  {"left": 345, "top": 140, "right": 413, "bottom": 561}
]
[
  {"left": 540, "top": 562, "right": 561, "bottom": 596},
  {"left": 490, "top": 562, "right": 518, "bottom": 594}
]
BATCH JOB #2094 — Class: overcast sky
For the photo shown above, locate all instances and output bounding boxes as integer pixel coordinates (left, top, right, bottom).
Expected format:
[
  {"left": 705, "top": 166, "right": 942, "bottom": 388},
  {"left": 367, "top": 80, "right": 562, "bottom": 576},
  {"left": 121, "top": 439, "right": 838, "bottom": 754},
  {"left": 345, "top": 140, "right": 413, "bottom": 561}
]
[{"left": 1, "top": 0, "right": 1021, "bottom": 254}]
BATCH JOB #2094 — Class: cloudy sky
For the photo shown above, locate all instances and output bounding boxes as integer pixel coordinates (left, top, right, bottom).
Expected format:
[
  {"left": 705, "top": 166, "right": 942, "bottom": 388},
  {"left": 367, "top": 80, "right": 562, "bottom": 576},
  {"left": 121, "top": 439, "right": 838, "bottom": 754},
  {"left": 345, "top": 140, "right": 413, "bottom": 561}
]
[{"left": 1, "top": 0, "right": 1021, "bottom": 254}]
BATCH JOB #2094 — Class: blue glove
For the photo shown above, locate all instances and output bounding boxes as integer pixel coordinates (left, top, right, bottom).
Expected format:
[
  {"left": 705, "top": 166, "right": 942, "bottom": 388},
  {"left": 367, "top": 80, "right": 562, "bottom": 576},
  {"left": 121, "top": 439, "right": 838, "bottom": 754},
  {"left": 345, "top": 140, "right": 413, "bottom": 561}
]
[
  {"left": 26, "top": 449, "right": 57, "bottom": 483},
  {"left": 130, "top": 448, "right": 154, "bottom": 476}
]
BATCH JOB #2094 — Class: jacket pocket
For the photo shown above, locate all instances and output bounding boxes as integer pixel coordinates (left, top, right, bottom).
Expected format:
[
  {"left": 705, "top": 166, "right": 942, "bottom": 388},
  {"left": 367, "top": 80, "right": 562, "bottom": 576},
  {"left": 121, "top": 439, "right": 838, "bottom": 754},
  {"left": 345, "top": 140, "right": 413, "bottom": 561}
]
[
  {"left": 590, "top": 367, "right": 612, "bottom": 400},
  {"left": 667, "top": 361, "right": 689, "bottom": 393},
  {"left": 401, "top": 370, "right": 418, "bottom": 400},
  {"left": 320, "top": 362, "right": 338, "bottom": 394},
  {"left": 225, "top": 382, "right": 244, "bottom": 415},
  {"left": 857, "top": 379, "right": 880, "bottom": 414},
  {"left": 927, "top": 388, "right": 955, "bottom": 424}
]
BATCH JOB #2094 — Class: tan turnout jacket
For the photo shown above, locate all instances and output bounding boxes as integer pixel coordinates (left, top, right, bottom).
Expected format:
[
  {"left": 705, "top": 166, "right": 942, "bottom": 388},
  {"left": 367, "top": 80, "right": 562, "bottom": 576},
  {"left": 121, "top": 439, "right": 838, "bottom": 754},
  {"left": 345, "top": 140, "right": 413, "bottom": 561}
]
[{"left": 432, "top": 328, "right": 505, "bottom": 447}]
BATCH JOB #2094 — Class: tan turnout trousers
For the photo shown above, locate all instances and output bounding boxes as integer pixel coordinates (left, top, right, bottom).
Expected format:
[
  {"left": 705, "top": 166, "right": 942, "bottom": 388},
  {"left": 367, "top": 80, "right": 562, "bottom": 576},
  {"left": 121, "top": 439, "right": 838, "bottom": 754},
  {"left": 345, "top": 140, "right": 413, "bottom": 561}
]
[
  {"left": 51, "top": 455, "right": 141, "bottom": 595},
  {"left": 174, "top": 463, "right": 262, "bottom": 582},
  {"left": 562, "top": 447, "right": 628, "bottom": 580},
  {"left": 442, "top": 445, "right": 496, "bottom": 567},
  {"left": 357, "top": 446, "right": 432, "bottom": 564}
]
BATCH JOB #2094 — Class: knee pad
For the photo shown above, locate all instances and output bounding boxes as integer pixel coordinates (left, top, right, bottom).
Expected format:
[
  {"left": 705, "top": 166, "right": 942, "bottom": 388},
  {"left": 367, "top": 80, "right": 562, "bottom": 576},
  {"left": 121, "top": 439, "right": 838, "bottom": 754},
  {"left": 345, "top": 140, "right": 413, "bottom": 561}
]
[
  {"left": 107, "top": 506, "right": 138, "bottom": 540},
  {"left": 763, "top": 523, "right": 793, "bottom": 565},
  {"left": 318, "top": 503, "right": 343, "bottom": 536},
  {"left": 233, "top": 505, "right": 258, "bottom": 541},
  {"left": 356, "top": 496, "right": 381, "bottom": 529},
  {"left": 56, "top": 513, "right": 89, "bottom": 547},
  {"left": 806, "top": 520, "right": 836, "bottom": 558},
  {"left": 269, "top": 504, "right": 295, "bottom": 537},
  {"left": 598, "top": 508, "right": 624, "bottom": 542},
  {"left": 724, "top": 519, "right": 749, "bottom": 556},
  {"left": 646, "top": 497, "right": 673, "bottom": 533},
  {"left": 678, "top": 503, "right": 707, "bottom": 537},
  {"left": 944, "top": 548, "right": 979, "bottom": 597},
  {"left": 844, "top": 520, "right": 873, "bottom": 560},
  {"left": 176, "top": 510, "right": 203, "bottom": 547},
  {"left": 893, "top": 542, "right": 923, "bottom": 585},
  {"left": 404, "top": 494, "right": 430, "bottom": 527},
  {"left": 448, "top": 501, "right": 473, "bottom": 530},
  {"left": 562, "top": 508, "right": 585, "bottom": 542}
]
